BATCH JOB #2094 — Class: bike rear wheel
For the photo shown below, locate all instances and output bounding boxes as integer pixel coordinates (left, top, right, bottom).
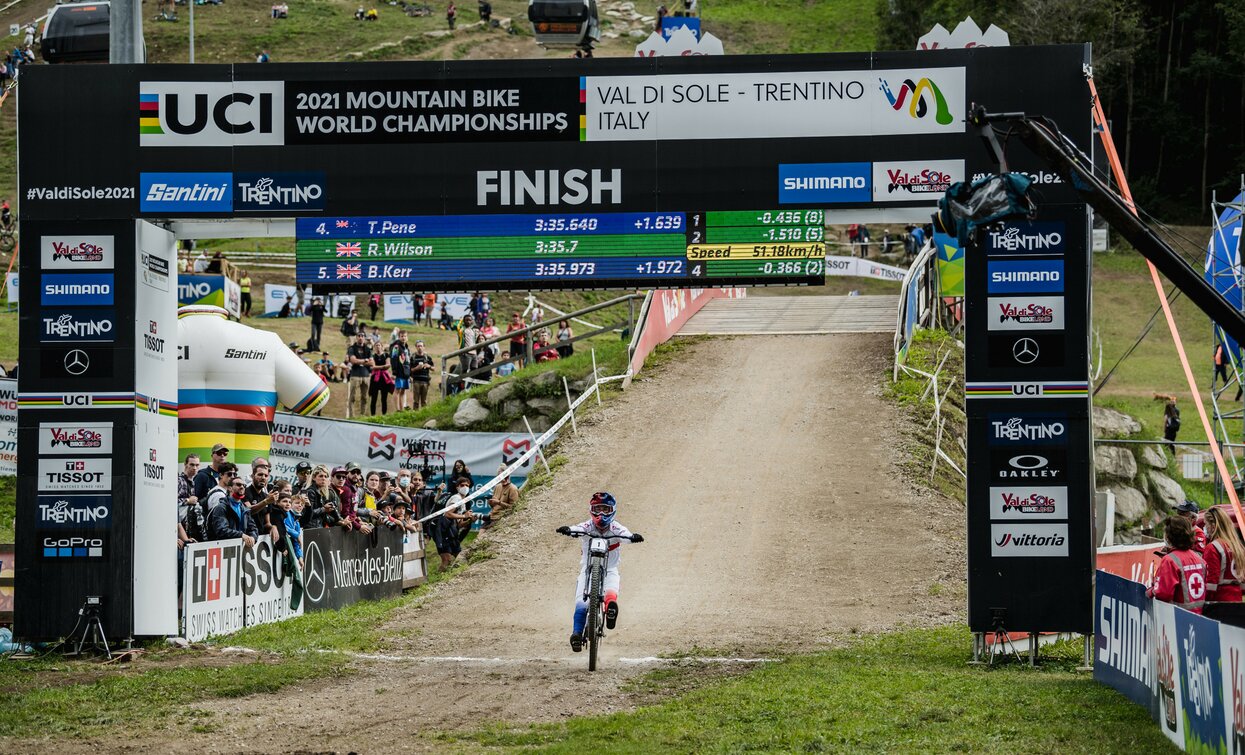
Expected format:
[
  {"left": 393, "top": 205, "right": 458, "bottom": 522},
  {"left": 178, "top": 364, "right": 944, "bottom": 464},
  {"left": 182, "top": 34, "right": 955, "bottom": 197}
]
[
  {"left": 0, "top": 232, "right": 13, "bottom": 252},
  {"left": 587, "top": 563, "right": 602, "bottom": 671}
]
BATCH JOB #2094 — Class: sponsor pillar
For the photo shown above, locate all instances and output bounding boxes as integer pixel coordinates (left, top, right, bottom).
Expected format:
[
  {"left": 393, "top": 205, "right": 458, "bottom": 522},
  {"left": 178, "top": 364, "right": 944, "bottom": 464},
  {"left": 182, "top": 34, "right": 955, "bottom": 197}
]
[
  {"left": 15, "top": 220, "right": 178, "bottom": 639},
  {"left": 964, "top": 203, "right": 1095, "bottom": 633}
]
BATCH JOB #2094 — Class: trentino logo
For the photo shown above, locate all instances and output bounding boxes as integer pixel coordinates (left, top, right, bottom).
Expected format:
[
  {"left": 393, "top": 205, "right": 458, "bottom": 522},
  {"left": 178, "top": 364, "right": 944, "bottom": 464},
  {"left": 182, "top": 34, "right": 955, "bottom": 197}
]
[
  {"left": 778, "top": 163, "right": 870, "bottom": 204},
  {"left": 141, "top": 173, "right": 233, "bottom": 213},
  {"left": 234, "top": 172, "right": 326, "bottom": 212},
  {"left": 139, "top": 81, "right": 285, "bottom": 147},
  {"left": 39, "top": 308, "right": 117, "bottom": 342},
  {"left": 879, "top": 76, "right": 954, "bottom": 125}
]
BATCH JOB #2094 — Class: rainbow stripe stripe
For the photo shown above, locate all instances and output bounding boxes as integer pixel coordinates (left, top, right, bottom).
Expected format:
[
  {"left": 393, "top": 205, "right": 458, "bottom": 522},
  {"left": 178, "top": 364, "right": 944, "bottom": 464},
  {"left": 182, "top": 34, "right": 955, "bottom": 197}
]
[
  {"left": 139, "top": 93, "right": 162, "bottom": 135},
  {"left": 579, "top": 77, "right": 587, "bottom": 141},
  {"left": 135, "top": 393, "right": 179, "bottom": 417},
  {"left": 289, "top": 381, "right": 330, "bottom": 415},
  {"left": 19, "top": 393, "right": 134, "bottom": 409},
  {"left": 965, "top": 382, "right": 1089, "bottom": 399}
]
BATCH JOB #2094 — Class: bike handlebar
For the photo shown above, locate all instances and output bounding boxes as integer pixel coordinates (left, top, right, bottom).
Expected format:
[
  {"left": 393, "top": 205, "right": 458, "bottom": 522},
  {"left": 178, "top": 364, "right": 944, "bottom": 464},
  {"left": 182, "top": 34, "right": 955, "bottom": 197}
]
[{"left": 559, "top": 529, "right": 641, "bottom": 542}]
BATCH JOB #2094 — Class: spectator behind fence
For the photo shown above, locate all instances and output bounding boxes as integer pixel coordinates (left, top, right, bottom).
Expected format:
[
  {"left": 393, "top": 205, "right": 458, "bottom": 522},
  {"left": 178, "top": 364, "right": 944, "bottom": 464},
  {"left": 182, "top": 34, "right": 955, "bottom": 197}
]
[
  {"left": 370, "top": 342, "right": 394, "bottom": 415},
  {"left": 179, "top": 454, "right": 208, "bottom": 543},
  {"left": 193, "top": 443, "right": 230, "bottom": 502},
  {"left": 556, "top": 320, "right": 574, "bottom": 359},
  {"left": 487, "top": 464, "right": 519, "bottom": 525},
  {"left": 208, "top": 468, "right": 259, "bottom": 546},
  {"left": 1148, "top": 515, "right": 1206, "bottom": 614},
  {"left": 390, "top": 331, "right": 412, "bottom": 411},
  {"left": 333, "top": 465, "right": 371, "bottom": 533},
  {"left": 1176, "top": 498, "right": 1207, "bottom": 551},
  {"left": 346, "top": 332, "right": 374, "bottom": 418},
  {"left": 304, "top": 465, "right": 341, "bottom": 528},
  {"left": 1203, "top": 507, "right": 1245, "bottom": 603},
  {"left": 291, "top": 461, "right": 313, "bottom": 496}
]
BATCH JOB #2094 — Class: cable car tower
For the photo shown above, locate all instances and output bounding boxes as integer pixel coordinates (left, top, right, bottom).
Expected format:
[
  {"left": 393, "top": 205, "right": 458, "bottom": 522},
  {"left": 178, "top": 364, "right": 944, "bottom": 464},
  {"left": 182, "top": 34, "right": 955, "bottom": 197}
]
[
  {"left": 1205, "top": 177, "right": 1245, "bottom": 498},
  {"left": 527, "top": 0, "right": 600, "bottom": 54}
]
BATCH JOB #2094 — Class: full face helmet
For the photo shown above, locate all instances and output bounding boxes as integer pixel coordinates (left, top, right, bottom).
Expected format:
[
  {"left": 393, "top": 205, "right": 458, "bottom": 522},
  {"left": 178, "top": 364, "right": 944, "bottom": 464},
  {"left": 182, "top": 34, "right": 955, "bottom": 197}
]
[{"left": 589, "top": 491, "right": 616, "bottom": 529}]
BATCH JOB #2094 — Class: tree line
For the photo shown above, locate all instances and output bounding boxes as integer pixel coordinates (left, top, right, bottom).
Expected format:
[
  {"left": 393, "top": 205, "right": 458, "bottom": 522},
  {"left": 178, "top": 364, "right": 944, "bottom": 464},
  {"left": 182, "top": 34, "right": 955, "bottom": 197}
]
[{"left": 878, "top": 0, "right": 1245, "bottom": 221}]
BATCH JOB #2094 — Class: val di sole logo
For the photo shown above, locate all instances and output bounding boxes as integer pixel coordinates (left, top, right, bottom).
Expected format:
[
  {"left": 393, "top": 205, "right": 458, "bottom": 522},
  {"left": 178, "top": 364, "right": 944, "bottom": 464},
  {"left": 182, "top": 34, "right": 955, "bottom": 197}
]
[{"left": 878, "top": 76, "right": 954, "bottom": 125}]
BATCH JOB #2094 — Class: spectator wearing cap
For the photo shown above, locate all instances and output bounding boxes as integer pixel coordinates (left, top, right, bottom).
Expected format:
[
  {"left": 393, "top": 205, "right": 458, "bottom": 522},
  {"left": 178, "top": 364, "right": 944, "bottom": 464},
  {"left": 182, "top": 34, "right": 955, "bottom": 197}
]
[
  {"left": 207, "top": 467, "right": 259, "bottom": 545},
  {"left": 487, "top": 465, "right": 519, "bottom": 526},
  {"left": 409, "top": 470, "right": 439, "bottom": 540},
  {"left": 506, "top": 312, "right": 527, "bottom": 364},
  {"left": 1177, "top": 499, "right": 1208, "bottom": 551},
  {"left": 202, "top": 461, "right": 238, "bottom": 518},
  {"left": 333, "top": 465, "right": 371, "bottom": 533},
  {"left": 410, "top": 339, "right": 434, "bottom": 409},
  {"left": 193, "top": 443, "right": 230, "bottom": 502},
  {"left": 344, "top": 462, "right": 363, "bottom": 505},
  {"left": 291, "top": 461, "right": 314, "bottom": 496},
  {"left": 305, "top": 465, "right": 341, "bottom": 528},
  {"left": 345, "top": 332, "right": 374, "bottom": 418}
]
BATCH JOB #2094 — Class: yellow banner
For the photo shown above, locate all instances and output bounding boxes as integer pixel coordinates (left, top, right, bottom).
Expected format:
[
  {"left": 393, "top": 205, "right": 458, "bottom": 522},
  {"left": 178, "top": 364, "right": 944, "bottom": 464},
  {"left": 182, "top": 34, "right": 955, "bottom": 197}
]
[{"left": 685, "top": 243, "right": 824, "bottom": 260}]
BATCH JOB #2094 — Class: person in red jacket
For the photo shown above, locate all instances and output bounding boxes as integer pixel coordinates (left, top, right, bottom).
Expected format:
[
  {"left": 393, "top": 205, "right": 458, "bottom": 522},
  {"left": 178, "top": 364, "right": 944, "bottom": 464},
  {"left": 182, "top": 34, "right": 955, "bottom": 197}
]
[
  {"left": 1204, "top": 507, "right": 1245, "bottom": 603},
  {"left": 1176, "top": 499, "right": 1208, "bottom": 551},
  {"left": 1148, "top": 515, "right": 1207, "bottom": 614}
]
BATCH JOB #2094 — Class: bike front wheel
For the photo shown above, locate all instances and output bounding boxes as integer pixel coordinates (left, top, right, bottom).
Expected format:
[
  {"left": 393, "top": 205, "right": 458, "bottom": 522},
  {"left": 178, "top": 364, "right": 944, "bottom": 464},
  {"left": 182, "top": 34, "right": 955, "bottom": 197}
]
[
  {"left": 587, "top": 563, "right": 602, "bottom": 671},
  {"left": 0, "top": 233, "right": 13, "bottom": 252}
]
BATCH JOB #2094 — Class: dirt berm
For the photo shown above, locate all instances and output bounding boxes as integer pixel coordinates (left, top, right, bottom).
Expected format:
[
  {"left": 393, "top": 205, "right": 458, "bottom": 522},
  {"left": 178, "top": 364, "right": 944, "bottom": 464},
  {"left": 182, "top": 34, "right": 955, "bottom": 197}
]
[{"left": 60, "top": 333, "right": 965, "bottom": 753}]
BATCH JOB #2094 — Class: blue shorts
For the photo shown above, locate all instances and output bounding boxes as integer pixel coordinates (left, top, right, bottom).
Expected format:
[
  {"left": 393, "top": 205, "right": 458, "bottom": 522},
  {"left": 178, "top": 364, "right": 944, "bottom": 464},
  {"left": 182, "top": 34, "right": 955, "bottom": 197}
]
[{"left": 394, "top": 377, "right": 410, "bottom": 390}]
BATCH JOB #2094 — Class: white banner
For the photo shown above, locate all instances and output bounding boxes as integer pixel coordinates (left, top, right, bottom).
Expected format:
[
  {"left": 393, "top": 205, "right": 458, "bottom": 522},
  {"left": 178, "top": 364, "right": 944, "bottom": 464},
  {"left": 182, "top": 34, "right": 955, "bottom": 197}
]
[
  {"left": 264, "top": 283, "right": 299, "bottom": 316},
  {"left": 0, "top": 379, "right": 14, "bottom": 475},
  {"left": 269, "top": 412, "right": 547, "bottom": 487},
  {"left": 182, "top": 535, "right": 304, "bottom": 642},
  {"left": 823, "top": 255, "right": 907, "bottom": 282},
  {"left": 5, "top": 272, "right": 16, "bottom": 304},
  {"left": 584, "top": 67, "right": 966, "bottom": 142},
  {"left": 223, "top": 276, "right": 242, "bottom": 319},
  {"left": 384, "top": 294, "right": 415, "bottom": 322}
]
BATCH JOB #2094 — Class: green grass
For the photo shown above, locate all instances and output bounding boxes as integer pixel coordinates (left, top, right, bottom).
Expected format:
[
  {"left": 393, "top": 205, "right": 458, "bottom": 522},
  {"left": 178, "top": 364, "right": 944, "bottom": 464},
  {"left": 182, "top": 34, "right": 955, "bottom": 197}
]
[
  {"left": 0, "top": 475, "right": 13, "bottom": 541},
  {"left": 706, "top": 0, "right": 877, "bottom": 55},
  {"left": 0, "top": 655, "right": 346, "bottom": 738},
  {"left": 454, "top": 626, "right": 1171, "bottom": 753}
]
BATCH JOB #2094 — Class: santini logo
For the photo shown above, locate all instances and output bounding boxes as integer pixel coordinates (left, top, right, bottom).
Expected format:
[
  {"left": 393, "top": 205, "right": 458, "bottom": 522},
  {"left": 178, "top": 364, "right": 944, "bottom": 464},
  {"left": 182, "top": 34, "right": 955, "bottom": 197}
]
[
  {"left": 141, "top": 173, "right": 233, "bottom": 213},
  {"left": 140, "top": 81, "right": 285, "bottom": 147}
]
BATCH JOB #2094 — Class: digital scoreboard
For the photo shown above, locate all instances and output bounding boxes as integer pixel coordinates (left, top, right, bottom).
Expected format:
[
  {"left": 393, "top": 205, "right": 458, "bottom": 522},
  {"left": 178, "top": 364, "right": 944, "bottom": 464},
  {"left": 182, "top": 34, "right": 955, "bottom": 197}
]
[{"left": 296, "top": 209, "right": 827, "bottom": 291}]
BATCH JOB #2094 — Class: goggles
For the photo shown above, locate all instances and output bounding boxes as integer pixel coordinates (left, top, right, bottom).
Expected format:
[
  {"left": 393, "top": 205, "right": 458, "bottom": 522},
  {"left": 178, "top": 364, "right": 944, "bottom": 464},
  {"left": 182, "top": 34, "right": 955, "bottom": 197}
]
[{"left": 590, "top": 504, "right": 614, "bottom": 516}]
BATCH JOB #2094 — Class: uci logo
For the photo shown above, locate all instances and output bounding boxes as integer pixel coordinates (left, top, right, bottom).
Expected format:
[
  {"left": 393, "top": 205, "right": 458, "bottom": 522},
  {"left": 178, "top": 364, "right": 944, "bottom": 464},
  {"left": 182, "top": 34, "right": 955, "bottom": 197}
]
[{"left": 139, "top": 81, "right": 285, "bottom": 147}]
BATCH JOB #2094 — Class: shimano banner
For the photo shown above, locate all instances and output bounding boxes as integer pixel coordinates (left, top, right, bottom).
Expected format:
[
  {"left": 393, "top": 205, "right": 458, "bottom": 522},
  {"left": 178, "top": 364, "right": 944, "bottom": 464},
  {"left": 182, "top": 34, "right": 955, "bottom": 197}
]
[{"left": 302, "top": 527, "right": 404, "bottom": 612}]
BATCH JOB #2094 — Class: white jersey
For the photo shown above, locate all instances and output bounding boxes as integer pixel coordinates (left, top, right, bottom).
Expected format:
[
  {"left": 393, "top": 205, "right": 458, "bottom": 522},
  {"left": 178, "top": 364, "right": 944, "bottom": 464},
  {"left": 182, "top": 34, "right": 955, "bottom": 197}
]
[{"left": 573, "top": 519, "right": 633, "bottom": 573}]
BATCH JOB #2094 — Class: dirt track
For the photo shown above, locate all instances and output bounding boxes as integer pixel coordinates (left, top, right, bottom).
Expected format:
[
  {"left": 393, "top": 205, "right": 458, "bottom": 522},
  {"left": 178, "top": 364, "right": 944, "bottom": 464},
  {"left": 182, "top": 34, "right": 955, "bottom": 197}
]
[{"left": 34, "top": 334, "right": 964, "bottom": 753}]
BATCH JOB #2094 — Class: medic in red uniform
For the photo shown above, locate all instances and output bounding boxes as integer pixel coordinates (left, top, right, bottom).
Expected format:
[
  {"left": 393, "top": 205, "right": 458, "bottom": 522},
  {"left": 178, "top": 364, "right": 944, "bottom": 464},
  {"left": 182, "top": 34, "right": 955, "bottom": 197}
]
[
  {"left": 1203, "top": 507, "right": 1245, "bottom": 603},
  {"left": 1148, "top": 515, "right": 1207, "bottom": 614}
]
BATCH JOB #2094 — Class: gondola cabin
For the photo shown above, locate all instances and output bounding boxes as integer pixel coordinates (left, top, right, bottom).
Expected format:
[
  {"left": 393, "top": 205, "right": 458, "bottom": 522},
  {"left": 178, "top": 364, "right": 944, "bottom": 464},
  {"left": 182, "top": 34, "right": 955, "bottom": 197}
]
[
  {"left": 40, "top": 2, "right": 110, "bottom": 64},
  {"left": 527, "top": 0, "right": 599, "bottom": 49}
]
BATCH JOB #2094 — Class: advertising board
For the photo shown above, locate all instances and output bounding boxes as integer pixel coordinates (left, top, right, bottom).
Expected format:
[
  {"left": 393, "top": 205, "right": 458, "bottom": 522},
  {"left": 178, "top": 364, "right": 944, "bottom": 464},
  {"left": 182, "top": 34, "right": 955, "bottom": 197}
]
[
  {"left": 182, "top": 535, "right": 304, "bottom": 642},
  {"left": 302, "top": 527, "right": 404, "bottom": 612}
]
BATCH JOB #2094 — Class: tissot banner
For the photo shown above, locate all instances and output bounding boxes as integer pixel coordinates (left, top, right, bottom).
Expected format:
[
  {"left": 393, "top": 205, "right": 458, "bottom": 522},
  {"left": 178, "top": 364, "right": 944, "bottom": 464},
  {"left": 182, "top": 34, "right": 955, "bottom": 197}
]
[
  {"left": 182, "top": 535, "right": 304, "bottom": 642},
  {"left": 302, "top": 526, "right": 404, "bottom": 612}
]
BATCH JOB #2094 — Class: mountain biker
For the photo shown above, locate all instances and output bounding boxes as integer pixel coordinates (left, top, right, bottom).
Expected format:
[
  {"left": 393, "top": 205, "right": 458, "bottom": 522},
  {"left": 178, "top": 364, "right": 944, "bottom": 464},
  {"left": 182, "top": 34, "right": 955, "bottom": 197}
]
[
  {"left": 556, "top": 492, "right": 644, "bottom": 653},
  {"left": 1, "top": 199, "right": 11, "bottom": 229}
]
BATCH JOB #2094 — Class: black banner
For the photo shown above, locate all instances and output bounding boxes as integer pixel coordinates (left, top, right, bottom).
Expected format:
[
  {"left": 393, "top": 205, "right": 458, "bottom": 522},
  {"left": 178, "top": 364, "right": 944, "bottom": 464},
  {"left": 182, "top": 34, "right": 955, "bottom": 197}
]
[
  {"left": 301, "top": 527, "right": 404, "bottom": 612},
  {"left": 964, "top": 204, "right": 1094, "bottom": 633}
]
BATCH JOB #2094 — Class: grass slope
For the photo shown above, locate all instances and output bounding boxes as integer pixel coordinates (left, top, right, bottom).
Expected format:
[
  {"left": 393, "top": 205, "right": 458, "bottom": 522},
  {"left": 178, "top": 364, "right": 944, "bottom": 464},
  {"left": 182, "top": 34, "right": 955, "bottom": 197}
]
[{"left": 457, "top": 627, "right": 1172, "bottom": 753}]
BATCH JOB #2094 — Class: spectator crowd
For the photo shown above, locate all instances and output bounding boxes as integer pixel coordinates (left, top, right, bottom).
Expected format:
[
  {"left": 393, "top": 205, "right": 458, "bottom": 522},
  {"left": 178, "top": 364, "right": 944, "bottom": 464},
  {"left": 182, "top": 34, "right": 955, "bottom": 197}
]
[{"left": 176, "top": 444, "right": 524, "bottom": 587}]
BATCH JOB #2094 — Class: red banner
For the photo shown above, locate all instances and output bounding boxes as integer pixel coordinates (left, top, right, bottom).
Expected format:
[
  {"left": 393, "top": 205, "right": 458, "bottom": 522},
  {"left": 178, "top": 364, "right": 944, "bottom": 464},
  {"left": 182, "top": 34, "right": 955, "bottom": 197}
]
[
  {"left": 629, "top": 288, "right": 745, "bottom": 376},
  {"left": 1097, "top": 543, "right": 1162, "bottom": 588}
]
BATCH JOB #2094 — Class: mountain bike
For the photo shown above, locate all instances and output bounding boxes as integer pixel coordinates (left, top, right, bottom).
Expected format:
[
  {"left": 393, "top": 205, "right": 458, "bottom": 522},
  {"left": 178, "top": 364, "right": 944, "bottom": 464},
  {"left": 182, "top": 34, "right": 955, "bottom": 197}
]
[
  {"left": 0, "top": 214, "right": 16, "bottom": 252},
  {"left": 559, "top": 528, "right": 642, "bottom": 671}
]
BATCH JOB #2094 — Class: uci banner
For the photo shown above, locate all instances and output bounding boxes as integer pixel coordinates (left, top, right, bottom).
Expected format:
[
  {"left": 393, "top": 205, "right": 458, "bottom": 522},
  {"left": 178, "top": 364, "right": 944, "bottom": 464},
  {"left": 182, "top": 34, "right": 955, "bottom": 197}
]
[{"left": 268, "top": 412, "right": 545, "bottom": 487}]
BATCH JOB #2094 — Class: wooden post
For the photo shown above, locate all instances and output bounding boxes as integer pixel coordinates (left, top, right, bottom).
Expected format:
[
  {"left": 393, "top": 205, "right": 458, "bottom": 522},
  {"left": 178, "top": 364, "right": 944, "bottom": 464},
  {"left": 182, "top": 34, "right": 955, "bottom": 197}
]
[{"left": 563, "top": 376, "right": 578, "bottom": 435}]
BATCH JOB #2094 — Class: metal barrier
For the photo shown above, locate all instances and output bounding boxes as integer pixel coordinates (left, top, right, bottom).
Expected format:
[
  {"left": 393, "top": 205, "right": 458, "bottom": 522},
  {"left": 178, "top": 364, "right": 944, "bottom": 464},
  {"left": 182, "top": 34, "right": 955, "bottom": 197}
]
[{"left": 438, "top": 293, "right": 643, "bottom": 397}]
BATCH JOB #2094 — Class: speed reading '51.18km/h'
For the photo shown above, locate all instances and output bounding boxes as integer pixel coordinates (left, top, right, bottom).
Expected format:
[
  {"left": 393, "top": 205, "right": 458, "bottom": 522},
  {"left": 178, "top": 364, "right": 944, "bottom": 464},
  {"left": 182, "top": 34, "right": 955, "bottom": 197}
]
[{"left": 295, "top": 210, "right": 827, "bottom": 291}]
